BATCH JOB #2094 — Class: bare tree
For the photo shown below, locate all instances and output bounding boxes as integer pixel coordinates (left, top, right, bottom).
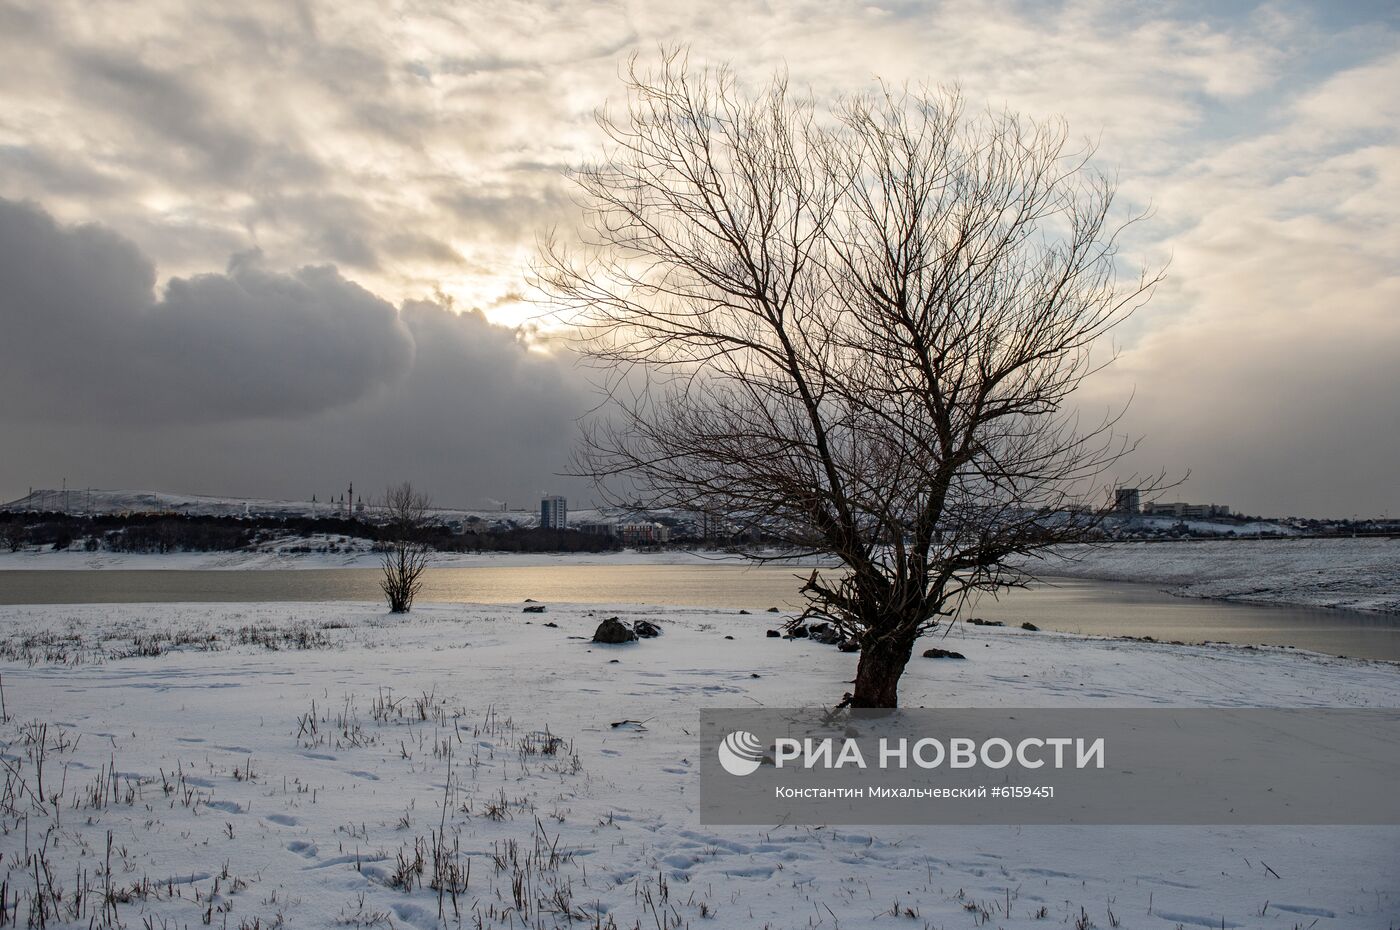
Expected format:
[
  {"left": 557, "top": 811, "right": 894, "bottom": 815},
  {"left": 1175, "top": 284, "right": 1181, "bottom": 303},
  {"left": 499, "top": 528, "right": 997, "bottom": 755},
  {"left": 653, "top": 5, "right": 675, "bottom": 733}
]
[
  {"left": 539, "top": 52, "right": 1162, "bottom": 707},
  {"left": 380, "top": 482, "right": 431, "bottom": 613}
]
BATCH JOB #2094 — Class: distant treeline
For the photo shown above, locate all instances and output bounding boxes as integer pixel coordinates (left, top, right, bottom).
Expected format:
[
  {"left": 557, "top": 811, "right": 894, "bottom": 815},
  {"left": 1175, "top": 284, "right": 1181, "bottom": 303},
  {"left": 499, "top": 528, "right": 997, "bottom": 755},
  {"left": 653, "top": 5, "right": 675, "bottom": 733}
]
[
  {"left": 438, "top": 527, "right": 617, "bottom": 553},
  {"left": 0, "top": 511, "right": 620, "bottom": 555}
]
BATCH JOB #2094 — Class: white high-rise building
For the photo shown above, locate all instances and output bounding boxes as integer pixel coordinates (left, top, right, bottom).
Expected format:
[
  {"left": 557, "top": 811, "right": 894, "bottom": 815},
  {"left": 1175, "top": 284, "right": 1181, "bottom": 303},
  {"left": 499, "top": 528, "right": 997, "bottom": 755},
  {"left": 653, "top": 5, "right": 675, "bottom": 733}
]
[{"left": 541, "top": 495, "right": 567, "bottom": 530}]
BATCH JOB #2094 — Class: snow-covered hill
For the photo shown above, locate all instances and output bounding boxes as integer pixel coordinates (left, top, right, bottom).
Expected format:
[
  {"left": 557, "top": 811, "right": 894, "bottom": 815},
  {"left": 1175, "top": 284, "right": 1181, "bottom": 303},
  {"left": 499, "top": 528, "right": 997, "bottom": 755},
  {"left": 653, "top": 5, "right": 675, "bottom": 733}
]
[
  {"left": 1031, "top": 536, "right": 1400, "bottom": 613},
  {"left": 1106, "top": 513, "right": 1297, "bottom": 536},
  {"left": 2, "top": 487, "right": 557, "bottom": 525}
]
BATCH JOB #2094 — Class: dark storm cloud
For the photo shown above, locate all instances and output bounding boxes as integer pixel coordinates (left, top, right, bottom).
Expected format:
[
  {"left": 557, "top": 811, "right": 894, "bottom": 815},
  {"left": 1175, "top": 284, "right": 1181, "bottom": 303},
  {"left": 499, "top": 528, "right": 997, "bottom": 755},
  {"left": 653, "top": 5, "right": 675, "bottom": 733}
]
[
  {"left": 0, "top": 196, "right": 592, "bottom": 506},
  {"left": 9, "top": 297, "right": 595, "bottom": 509},
  {"left": 0, "top": 197, "right": 413, "bottom": 421}
]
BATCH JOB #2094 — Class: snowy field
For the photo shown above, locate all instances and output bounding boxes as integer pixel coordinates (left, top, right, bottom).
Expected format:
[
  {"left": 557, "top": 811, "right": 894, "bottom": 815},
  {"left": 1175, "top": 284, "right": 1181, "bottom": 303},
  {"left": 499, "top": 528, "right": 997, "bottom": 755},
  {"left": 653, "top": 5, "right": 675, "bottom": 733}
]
[
  {"left": 1034, "top": 538, "right": 1400, "bottom": 613},
  {"left": 0, "top": 600, "right": 1396, "bottom": 928}
]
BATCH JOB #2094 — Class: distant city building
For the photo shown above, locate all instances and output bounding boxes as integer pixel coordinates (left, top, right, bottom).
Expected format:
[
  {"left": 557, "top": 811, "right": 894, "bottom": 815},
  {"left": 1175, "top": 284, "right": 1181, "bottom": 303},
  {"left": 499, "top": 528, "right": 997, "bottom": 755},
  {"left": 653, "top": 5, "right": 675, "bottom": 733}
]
[
  {"left": 541, "top": 495, "right": 568, "bottom": 530},
  {"left": 575, "top": 521, "right": 616, "bottom": 536},
  {"left": 618, "top": 522, "right": 670, "bottom": 546},
  {"left": 699, "top": 510, "right": 733, "bottom": 540},
  {"left": 1113, "top": 487, "right": 1141, "bottom": 515},
  {"left": 1143, "top": 502, "right": 1231, "bottom": 519}
]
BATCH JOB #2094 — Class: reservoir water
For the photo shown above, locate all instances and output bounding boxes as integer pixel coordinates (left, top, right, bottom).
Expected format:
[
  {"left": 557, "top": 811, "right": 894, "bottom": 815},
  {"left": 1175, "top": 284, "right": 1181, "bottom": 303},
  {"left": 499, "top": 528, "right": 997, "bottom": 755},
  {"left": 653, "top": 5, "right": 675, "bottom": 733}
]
[{"left": 1, "top": 564, "right": 1398, "bottom": 661}]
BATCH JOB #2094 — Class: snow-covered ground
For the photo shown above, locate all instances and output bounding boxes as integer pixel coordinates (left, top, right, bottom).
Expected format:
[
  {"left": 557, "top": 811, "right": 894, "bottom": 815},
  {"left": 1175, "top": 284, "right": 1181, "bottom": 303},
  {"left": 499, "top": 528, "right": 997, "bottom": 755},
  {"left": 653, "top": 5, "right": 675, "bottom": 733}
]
[
  {"left": 0, "top": 600, "right": 1396, "bottom": 928},
  {"left": 1032, "top": 537, "right": 1400, "bottom": 613}
]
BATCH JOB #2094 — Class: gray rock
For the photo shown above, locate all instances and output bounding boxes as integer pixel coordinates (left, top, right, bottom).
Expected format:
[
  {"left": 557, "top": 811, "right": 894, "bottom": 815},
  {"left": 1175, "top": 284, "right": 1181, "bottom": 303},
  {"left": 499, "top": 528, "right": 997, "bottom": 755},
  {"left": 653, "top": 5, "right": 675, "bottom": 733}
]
[{"left": 922, "top": 647, "right": 966, "bottom": 659}]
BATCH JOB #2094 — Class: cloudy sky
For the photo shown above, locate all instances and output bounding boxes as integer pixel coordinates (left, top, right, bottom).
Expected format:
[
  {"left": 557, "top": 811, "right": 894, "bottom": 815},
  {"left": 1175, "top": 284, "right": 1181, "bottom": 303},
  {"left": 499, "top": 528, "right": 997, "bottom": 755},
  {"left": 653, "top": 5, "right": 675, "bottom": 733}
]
[{"left": 1, "top": 0, "right": 1396, "bottom": 517}]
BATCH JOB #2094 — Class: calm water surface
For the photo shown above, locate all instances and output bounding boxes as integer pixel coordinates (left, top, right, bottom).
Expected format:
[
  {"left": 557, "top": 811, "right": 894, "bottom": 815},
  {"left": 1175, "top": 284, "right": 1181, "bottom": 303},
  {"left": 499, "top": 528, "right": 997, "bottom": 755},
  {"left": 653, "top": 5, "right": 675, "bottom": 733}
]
[{"left": 1, "top": 564, "right": 1398, "bottom": 661}]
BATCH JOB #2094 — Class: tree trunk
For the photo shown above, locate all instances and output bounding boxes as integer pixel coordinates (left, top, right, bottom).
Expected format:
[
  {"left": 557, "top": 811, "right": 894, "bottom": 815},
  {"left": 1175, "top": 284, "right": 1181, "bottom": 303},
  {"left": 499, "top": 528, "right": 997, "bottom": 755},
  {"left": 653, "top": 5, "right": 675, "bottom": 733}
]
[{"left": 850, "top": 633, "right": 916, "bottom": 708}]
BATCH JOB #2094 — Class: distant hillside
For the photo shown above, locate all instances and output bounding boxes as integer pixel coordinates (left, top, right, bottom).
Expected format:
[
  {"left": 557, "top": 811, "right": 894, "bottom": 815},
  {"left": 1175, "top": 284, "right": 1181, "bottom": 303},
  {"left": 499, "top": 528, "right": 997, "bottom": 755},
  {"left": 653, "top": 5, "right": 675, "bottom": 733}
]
[
  {"left": 2, "top": 488, "right": 556, "bottom": 526},
  {"left": 1101, "top": 514, "right": 1297, "bottom": 537}
]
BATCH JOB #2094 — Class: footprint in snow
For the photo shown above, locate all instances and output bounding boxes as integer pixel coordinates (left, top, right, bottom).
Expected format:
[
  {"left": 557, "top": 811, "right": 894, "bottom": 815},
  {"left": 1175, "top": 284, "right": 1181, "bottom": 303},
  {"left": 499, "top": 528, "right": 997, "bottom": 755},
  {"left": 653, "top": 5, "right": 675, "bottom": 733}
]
[
  {"left": 662, "top": 853, "right": 701, "bottom": 869},
  {"left": 1153, "top": 912, "right": 1242, "bottom": 929},
  {"left": 721, "top": 865, "right": 776, "bottom": 879},
  {"left": 264, "top": 813, "right": 298, "bottom": 826},
  {"left": 1271, "top": 904, "right": 1336, "bottom": 918},
  {"left": 391, "top": 901, "right": 438, "bottom": 930}
]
